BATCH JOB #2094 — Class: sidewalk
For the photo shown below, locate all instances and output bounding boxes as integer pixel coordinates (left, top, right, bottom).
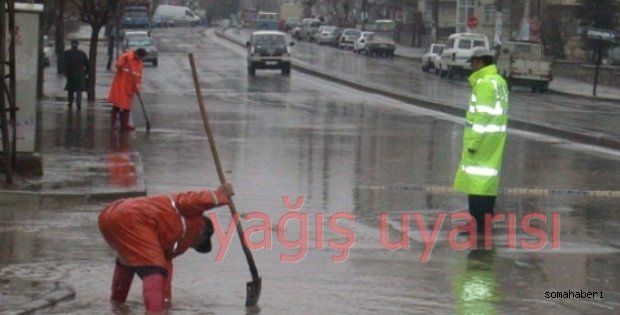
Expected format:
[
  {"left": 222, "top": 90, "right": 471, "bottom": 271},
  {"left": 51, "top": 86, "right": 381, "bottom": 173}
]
[
  {"left": 392, "top": 42, "right": 620, "bottom": 102},
  {"left": 0, "top": 24, "right": 146, "bottom": 314}
]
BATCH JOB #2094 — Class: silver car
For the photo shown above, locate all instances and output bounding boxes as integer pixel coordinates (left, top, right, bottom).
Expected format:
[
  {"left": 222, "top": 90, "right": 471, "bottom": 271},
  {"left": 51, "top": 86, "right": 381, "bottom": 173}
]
[
  {"left": 339, "top": 28, "right": 361, "bottom": 49},
  {"left": 314, "top": 26, "right": 338, "bottom": 45},
  {"left": 124, "top": 37, "right": 158, "bottom": 67}
]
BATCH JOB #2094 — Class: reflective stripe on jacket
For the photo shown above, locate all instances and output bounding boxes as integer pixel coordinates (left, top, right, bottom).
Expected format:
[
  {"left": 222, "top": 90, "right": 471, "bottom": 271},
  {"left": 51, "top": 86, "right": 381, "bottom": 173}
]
[{"left": 453, "top": 64, "right": 509, "bottom": 196}]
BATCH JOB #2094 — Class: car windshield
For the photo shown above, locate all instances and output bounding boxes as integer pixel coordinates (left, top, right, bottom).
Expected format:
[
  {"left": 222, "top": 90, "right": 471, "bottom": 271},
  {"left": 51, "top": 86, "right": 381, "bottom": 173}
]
[
  {"left": 254, "top": 35, "right": 286, "bottom": 46},
  {"left": 473, "top": 40, "right": 486, "bottom": 48},
  {"left": 128, "top": 38, "right": 155, "bottom": 47},
  {"left": 362, "top": 32, "right": 374, "bottom": 39},
  {"left": 323, "top": 26, "right": 336, "bottom": 32},
  {"left": 125, "top": 11, "right": 147, "bottom": 18},
  {"left": 432, "top": 45, "right": 443, "bottom": 53}
]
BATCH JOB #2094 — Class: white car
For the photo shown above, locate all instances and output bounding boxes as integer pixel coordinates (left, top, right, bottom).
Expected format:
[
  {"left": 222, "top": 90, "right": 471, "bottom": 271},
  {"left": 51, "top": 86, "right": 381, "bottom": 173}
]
[
  {"left": 314, "top": 26, "right": 338, "bottom": 45},
  {"left": 422, "top": 43, "right": 444, "bottom": 72},
  {"left": 439, "top": 33, "right": 490, "bottom": 78},
  {"left": 339, "top": 28, "right": 361, "bottom": 49},
  {"left": 353, "top": 31, "right": 374, "bottom": 54}
]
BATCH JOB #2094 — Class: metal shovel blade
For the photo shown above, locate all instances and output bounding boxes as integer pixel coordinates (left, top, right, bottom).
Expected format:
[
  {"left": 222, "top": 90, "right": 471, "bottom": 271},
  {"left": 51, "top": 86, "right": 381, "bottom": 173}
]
[{"left": 245, "top": 277, "right": 262, "bottom": 307}]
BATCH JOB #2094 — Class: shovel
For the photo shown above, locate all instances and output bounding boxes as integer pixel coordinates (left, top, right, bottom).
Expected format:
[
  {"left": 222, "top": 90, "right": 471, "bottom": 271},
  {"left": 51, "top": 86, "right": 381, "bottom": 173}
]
[
  {"left": 125, "top": 60, "right": 151, "bottom": 132},
  {"left": 188, "top": 53, "right": 262, "bottom": 307}
]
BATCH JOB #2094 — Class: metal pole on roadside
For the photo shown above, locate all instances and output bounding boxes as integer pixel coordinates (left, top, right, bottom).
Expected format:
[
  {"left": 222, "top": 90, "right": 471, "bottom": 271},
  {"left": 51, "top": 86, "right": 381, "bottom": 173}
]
[
  {"left": 362, "top": 0, "right": 367, "bottom": 31},
  {"left": 592, "top": 39, "right": 602, "bottom": 97},
  {"left": 432, "top": 0, "right": 438, "bottom": 42},
  {"left": 0, "top": 0, "right": 14, "bottom": 184}
]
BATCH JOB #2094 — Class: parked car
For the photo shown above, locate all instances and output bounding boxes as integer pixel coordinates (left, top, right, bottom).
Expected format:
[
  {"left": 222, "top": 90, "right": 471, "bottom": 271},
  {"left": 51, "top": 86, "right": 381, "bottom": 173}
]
[
  {"left": 292, "top": 18, "right": 322, "bottom": 41},
  {"left": 153, "top": 4, "right": 201, "bottom": 26},
  {"left": 151, "top": 14, "right": 175, "bottom": 27},
  {"left": 124, "top": 36, "right": 158, "bottom": 67},
  {"left": 366, "top": 34, "right": 396, "bottom": 58},
  {"left": 422, "top": 43, "right": 444, "bottom": 72},
  {"left": 329, "top": 27, "right": 344, "bottom": 47},
  {"left": 339, "top": 28, "right": 361, "bottom": 49},
  {"left": 246, "top": 31, "right": 294, "bottom": 76},
  {"left": 353, "top": 31, "right": 375, "bottom": 54},
  {"left": 285, "top": 17, "right": 301, "bottom": 32},
  {"left": 314, "top": 25, "right": 338, "bottom": 45},
  {"left": 439, "top": 33, "right": 489, "bottom": 78},
  {"left": 496, "top": 41, "right": 553, "bottom": 93}
]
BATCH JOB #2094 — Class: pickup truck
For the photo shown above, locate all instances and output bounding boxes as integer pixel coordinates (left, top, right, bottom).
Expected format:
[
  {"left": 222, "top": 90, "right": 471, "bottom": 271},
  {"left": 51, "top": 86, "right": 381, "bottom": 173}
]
[{"left": 496, "top": 41, "right": 553, "bottom": 93}]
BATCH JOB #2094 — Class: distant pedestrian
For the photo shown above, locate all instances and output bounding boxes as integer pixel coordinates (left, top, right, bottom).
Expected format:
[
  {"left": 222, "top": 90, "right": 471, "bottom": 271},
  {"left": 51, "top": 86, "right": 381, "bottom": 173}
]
[
  {"left": 63, "top": 40, "right": 88, "bottom": 110},
  {"left": 98, "top": 183, "right": 234, "bottom": 313},
  {"left": 108, "top": 48, "right": 146, "bottom": 131},
  {"left": 453, "top": 48, "right": 509, "bottom": 234}
]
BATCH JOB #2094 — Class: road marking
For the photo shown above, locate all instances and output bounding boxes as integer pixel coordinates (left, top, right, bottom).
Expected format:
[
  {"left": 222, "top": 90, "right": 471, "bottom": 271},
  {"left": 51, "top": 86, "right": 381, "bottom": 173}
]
[{"left": 356, "top": 185, "right": 620, "bottom": 197}]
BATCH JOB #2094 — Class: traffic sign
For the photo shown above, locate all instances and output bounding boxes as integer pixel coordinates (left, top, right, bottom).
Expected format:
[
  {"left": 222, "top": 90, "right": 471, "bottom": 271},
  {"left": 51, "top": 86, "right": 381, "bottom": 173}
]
[
  {"left": 585, "top": 27, "right": 616, "bottom": 42},
  {"left": 466, "top": 16, "right": 478, "bottom": 29}
]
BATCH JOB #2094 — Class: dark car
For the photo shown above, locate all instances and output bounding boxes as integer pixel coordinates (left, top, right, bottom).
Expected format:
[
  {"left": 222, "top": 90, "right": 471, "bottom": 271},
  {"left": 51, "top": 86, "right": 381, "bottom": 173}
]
[{"left": 246, "top": 31, "right": 294, "bottom": 76}]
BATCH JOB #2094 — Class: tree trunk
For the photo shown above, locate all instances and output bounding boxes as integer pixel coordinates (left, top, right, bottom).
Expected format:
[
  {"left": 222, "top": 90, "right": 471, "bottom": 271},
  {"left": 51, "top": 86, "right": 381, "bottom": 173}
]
[
  {"left": 55, "top": 0, "right": 65, "bottom": 74},
  {"left": 87, "top": 25, "right": 101, "bottom": 101}
]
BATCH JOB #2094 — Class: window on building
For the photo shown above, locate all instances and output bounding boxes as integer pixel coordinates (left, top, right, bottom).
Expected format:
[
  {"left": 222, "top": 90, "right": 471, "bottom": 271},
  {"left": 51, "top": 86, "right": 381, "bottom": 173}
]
[
  {"left": 484, "top": 4, "right": 495, "bottom": 25},
  {"left": 456, "top": 0, "right": 476, "bottom": 32}
]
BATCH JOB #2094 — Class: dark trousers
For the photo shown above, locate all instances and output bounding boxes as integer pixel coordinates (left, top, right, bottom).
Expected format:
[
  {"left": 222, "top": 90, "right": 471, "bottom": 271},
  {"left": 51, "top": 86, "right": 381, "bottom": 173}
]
[
  {"left": 67, "top": 89, "right": 83, "bottom": 107},
  {"left": 468, "top": 195, "right": 496, "bottom": 232}
]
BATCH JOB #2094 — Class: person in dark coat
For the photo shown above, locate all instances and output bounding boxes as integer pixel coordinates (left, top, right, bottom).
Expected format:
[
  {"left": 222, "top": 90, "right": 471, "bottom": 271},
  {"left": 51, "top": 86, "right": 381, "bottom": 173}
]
[{"left": 64, "top": 40, "right": 89, "bottom": 110}]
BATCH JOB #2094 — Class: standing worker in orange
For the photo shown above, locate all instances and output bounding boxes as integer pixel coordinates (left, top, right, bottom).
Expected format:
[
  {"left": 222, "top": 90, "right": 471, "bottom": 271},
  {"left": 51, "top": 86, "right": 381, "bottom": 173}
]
[
  {"left": 108, "top": 48, "right": 146, "bottom": 131},
  {"left": 98, "top": 183, "right": 234, "bottom": 313}
]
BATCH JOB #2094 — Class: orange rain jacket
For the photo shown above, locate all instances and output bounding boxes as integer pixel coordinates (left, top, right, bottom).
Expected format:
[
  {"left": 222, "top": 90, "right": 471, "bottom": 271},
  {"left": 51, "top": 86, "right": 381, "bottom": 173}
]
[
  {"left": 98, "top": 190, "right": 230, "bottom": 298},
  {"left": 107, "top": 50, "right": 144, "bottom": 110}
]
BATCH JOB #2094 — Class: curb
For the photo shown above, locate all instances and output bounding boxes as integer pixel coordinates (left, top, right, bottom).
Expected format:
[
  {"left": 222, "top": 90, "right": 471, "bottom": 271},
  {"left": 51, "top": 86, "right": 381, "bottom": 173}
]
[{"left": 215, "top": 28, "right": 620, "bottom": 151}]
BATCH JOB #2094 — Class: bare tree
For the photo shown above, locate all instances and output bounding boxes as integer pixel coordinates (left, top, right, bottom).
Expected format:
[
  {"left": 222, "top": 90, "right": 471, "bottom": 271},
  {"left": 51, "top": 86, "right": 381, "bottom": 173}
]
[{"left": 70, "top": 0, "right": 119, "bottom": 101}]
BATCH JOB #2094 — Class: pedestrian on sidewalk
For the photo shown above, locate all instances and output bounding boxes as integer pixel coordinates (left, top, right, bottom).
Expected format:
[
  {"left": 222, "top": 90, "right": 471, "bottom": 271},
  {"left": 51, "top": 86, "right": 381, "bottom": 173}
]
[
  {"left": 108, "top": 48, "right": 146, "bottom": 131},
  {"left": 453, "top": 48, "right": 509, "bottom": 234},
  {"left": 98, "top": 183, "right": 234, "bottom": 313},
  {"left": 63, "top": 40, "right": 88, "bottom": 110}
]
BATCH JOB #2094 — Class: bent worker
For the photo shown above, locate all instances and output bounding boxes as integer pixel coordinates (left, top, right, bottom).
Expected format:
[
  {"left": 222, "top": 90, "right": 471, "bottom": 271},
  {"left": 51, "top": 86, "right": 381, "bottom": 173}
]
[
  {"left": 98, "top": 183, "right": 234, "bottom": 312},
  {"left": 108, "top": 48, "right": 146, "bottom": 131}
]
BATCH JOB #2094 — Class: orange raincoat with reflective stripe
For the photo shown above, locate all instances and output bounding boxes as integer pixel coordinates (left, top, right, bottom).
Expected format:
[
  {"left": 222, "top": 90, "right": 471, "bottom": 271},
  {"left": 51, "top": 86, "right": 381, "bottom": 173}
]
[
  {"left": 107, "top": 50, "right": 144, "bottom": 110},
  {"left": 98, "top": 190, "right": 229, "bottom": 298}
]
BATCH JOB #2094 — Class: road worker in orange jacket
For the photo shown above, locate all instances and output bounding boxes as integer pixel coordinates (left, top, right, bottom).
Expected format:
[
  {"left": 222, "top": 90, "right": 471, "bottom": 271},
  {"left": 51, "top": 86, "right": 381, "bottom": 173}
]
[
  {"left": 98, "top": 183, "right": 234, "bottom": 313},
  {"left": 108, "top": 48, "right": 146, "bottom": 131}
]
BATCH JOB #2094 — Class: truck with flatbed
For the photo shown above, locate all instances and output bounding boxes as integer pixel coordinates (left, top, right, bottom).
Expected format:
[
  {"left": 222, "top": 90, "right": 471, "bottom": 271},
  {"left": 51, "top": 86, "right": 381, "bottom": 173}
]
[{"left": 496, "top": 41, "right": 553, "bottom": 93}]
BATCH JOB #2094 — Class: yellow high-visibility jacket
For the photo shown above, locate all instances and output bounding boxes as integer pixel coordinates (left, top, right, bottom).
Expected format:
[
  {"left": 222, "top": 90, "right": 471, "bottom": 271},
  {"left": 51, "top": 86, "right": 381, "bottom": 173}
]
[{"left": 454, "top": 65, "right": 509, "bottom": 196}]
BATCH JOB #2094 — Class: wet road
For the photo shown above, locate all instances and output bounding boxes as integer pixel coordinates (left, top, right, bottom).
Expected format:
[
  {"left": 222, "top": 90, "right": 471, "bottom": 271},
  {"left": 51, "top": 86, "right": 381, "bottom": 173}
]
[
  {"left": 290, "top": 36, "right": 620, "bottom": 139},
  {"left": 1, "top": 26, "right": 619, "bottom": 314}
]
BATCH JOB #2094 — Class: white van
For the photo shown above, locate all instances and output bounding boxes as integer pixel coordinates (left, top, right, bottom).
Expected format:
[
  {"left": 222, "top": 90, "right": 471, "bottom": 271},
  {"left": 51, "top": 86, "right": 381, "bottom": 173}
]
[
  {"left": 153, "top": 4, "right": 201, "bottom": 26},
  {"left": 439, "top": 33, "right": 490, "bottom": 78}
]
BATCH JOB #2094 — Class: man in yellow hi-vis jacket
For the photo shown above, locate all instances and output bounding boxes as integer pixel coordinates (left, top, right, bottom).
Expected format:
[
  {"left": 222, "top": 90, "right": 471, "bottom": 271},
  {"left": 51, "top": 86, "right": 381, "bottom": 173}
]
[{"left": 454, "top": 48, "right": 509, "bottom": 233}]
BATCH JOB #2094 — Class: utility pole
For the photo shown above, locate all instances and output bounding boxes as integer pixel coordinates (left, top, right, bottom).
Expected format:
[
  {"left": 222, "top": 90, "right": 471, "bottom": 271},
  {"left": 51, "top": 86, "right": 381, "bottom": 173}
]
[
  {"left": 432, "top": 0, "right": 438, "bottom": 42},
  {"left": 362, "top": 0, "right": 367, "bottom": 30}
]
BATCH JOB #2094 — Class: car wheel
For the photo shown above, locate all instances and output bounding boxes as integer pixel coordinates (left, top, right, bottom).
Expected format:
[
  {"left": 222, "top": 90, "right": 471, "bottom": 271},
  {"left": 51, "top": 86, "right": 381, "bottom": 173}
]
[
  {"left": 447, "top": 66, "right": 454, "bottom": 79},
  {"left": 153, "top": 59, "right": 158, "bottom": 67},
  {"left": 539, "top": 82, "right": 549, "bottom": 93},
  {"left": 248, "top": 65, "right": 256, "bottom": 76}
]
